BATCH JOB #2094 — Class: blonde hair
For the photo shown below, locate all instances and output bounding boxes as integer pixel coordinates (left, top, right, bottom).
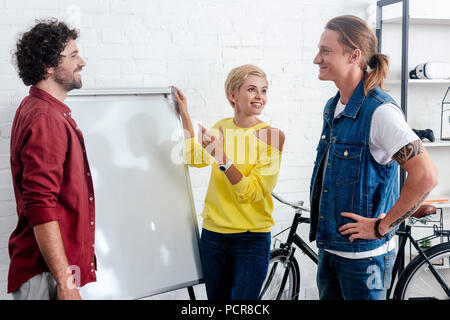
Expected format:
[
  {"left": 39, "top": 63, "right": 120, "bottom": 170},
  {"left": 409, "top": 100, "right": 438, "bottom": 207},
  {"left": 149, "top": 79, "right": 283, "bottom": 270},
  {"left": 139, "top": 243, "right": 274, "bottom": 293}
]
[
  {"left": 325, "top": 15, "right": 389, "bottom": 95},
  {"left": 224, "top": 64, "right": 267, "bottom": 108}
]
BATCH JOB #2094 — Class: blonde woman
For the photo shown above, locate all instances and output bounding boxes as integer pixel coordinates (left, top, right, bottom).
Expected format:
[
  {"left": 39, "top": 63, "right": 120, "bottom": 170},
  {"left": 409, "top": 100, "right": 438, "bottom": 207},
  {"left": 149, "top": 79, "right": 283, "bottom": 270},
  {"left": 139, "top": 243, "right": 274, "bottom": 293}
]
[{"left": 173, "top": 64, "right": 284, "bottom": 300}]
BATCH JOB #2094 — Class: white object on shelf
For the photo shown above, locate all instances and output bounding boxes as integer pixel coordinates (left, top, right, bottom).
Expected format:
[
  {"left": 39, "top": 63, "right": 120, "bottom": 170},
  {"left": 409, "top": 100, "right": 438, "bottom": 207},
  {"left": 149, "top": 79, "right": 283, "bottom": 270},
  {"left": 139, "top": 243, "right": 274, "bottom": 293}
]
[{"left": 410, "top": 62, "right": 450, "bottom": 80}]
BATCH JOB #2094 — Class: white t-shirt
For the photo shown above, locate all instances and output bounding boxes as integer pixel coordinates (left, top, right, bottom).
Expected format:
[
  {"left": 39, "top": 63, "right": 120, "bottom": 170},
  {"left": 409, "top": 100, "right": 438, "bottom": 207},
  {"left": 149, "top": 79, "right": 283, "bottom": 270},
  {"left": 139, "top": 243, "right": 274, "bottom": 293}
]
[{"left": 324, "top": 100, "right": 418, "bottom": 259}]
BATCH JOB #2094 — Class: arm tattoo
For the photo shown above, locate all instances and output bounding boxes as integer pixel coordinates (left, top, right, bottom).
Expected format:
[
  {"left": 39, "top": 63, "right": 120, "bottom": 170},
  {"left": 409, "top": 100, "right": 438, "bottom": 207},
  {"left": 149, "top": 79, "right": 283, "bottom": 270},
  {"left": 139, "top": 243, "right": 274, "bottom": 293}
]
[
  {"left": 389, "top": 192, "right": 430, "bottom": 229},
  {"left": 393, "top": 139, "right": 424, "bottom": 166}
]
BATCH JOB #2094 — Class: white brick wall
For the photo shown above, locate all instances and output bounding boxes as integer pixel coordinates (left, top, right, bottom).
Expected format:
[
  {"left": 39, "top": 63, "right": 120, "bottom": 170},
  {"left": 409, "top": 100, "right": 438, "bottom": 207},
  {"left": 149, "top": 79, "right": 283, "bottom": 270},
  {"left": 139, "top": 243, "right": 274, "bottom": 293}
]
[{"left": 0, "top": 0, "right": 373, "bottom": 300}]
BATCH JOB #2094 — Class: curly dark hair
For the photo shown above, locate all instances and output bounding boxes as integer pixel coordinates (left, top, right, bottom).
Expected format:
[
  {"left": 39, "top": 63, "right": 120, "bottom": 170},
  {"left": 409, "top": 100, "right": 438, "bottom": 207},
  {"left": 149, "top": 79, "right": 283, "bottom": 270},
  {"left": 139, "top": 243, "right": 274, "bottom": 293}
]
[{"left": 14, "top": 19, "right": 79, "bottom": 86}]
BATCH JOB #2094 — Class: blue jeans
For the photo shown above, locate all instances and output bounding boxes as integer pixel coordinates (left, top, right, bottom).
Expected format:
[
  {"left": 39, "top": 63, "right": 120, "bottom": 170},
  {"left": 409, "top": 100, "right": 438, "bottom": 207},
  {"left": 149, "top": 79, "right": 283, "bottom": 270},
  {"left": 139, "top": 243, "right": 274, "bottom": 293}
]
[
  {"left": 317, "top": 249, "right": 396, "bottom": 300},
  {"left": 200, "top": 228, "right": 271, "bottom": 300}
]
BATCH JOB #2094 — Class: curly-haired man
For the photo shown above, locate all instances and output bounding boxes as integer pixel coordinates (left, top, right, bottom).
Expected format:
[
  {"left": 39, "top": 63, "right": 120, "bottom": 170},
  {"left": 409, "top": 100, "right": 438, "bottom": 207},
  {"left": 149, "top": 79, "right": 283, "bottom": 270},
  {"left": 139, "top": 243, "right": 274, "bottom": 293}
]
[{"left": 8, "top": 19, "right": 96, "bottom": 300}]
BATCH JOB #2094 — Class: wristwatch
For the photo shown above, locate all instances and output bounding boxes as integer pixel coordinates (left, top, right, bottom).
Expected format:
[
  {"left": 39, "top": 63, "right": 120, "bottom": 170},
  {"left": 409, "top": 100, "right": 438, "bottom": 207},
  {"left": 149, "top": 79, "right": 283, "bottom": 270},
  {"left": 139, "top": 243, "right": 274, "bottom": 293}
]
[{"left": 219, "top": 160, "right": 233, "bottom": 173}]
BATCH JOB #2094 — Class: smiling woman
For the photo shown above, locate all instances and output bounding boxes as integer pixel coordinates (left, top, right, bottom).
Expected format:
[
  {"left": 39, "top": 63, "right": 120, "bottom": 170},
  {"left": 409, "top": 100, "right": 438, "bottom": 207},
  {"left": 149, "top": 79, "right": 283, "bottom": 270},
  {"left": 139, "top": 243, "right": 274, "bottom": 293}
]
[{"left": 173, "top": 64, "right": 285, "bottom": 300}]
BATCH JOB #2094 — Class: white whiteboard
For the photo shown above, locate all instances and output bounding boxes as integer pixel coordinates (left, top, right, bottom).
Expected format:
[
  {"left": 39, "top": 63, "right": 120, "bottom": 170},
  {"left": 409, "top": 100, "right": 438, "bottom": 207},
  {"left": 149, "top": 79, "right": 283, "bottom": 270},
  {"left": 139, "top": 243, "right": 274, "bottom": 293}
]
[{"left": 66, "top": 88, "right": 203, "bottom": 299}]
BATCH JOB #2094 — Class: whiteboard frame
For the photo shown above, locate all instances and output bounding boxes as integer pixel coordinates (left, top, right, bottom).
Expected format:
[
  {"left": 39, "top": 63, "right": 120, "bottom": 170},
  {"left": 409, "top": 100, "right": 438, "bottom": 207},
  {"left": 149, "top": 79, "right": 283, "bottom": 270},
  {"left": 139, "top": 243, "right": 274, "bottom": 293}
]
[
  {"left": 68, "top": 87, "right": 204, "bottom": 299},
  {"left": 69, "top": 87, "right": 173, "bottom": 97}
]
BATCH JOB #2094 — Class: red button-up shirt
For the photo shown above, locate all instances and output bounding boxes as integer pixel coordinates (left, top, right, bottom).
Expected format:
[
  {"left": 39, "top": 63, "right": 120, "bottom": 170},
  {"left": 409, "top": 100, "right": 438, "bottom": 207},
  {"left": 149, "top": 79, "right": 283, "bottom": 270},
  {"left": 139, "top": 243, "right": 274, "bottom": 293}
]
[{"left": 8, "top": 87, "right": 96, "bottom": 293}]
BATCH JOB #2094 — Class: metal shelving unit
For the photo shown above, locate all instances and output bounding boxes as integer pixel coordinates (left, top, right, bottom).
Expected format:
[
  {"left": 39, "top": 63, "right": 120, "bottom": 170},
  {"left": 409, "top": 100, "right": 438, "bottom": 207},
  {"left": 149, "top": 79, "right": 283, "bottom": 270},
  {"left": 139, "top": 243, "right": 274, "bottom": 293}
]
[
  {"left": 377, "top": 0, "right": 450, "bottom": 278},
  {"left": 376, "top": 0, "right": 410, "bottom": 276}
]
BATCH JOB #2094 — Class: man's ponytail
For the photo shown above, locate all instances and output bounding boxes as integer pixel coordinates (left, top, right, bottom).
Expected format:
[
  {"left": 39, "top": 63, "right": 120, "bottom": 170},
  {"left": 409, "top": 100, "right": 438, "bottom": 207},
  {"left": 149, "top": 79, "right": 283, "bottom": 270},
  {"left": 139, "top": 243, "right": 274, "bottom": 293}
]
[{"left": 364, "top": 53, "right": 389, "bottom": 95}]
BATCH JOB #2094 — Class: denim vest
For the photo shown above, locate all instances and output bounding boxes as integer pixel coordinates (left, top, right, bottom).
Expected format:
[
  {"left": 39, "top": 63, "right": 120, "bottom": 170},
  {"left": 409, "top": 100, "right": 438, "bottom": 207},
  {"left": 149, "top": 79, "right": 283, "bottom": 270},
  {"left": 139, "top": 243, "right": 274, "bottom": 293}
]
[{"left": 309, "top": 78, "right": 400, "bottom": 252}]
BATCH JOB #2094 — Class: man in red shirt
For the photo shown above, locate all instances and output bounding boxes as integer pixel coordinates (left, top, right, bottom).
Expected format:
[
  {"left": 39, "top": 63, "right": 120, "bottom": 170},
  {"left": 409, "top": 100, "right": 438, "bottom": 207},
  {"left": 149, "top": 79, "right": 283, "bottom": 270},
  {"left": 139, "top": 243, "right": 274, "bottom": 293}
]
[{"left": 8, "top": 19, "right": 96, "bottom": 300}]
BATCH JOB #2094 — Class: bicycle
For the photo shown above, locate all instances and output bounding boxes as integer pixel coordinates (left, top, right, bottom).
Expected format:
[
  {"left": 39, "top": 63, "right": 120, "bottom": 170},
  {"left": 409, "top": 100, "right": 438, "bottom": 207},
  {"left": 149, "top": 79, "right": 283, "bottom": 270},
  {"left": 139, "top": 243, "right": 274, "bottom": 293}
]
[
  {"left": 388, "top": 205, "right": 450, "bottom": 300},
  {"left": 259, "top": 193, "right": 450, "bottom": 300},
  {"left": 258, "top": 192, "right": 318, "bottom": 300}
]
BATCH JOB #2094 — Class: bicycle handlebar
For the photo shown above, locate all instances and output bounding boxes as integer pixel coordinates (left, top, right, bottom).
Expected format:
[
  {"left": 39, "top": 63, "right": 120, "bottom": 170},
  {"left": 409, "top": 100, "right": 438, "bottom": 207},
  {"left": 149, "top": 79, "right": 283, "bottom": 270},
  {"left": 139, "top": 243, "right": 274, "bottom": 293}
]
[{"left": 271, "top": 192, "right": 310, "bottom": 212}]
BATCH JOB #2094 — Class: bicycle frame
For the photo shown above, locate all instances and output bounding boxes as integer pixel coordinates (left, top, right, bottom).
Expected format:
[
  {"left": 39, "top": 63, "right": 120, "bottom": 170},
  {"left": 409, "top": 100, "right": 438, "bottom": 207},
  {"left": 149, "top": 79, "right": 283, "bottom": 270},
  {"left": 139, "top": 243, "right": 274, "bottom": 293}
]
[
  {"left": 268, "top": 194, "right": 318, "bottom": 299},
  {"left": 281, "top": 211, "right": 319, "bottom": 264},
  {"left": 272, "top": 196, "right": 318, "bottom": 265},
  {"left": 388, "top": 225, "right": 450, "bottom": 299}
]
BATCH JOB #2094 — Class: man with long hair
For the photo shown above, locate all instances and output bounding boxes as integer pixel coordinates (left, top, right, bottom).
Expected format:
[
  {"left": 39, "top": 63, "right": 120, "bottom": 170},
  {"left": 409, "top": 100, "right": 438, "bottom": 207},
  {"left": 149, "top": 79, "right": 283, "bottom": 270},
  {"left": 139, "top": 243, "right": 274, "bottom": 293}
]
[{"left": 309, "top": 15, "right": 439, "bottom": 300}]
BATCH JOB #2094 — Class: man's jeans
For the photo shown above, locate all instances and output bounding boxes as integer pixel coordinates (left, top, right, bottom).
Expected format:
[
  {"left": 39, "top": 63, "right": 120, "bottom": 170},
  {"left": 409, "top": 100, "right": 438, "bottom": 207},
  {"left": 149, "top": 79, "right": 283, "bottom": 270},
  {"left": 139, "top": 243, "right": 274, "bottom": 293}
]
[
  {"left": 317, "top": 249, "right": 396, "bottom": 300},
  {"left": 200, "top": 228, "right": 271, "bottom": 300}
]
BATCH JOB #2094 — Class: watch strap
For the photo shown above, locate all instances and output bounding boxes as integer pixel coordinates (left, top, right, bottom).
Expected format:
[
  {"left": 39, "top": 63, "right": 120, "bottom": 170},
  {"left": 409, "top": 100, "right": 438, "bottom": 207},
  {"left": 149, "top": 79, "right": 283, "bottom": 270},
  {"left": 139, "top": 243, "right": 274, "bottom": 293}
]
[
  {"left": 219, "top": 160, "right": 233, "bottom": 172},
  {"left": 374, "top": 218, "right": 385, "bottom": 239}
]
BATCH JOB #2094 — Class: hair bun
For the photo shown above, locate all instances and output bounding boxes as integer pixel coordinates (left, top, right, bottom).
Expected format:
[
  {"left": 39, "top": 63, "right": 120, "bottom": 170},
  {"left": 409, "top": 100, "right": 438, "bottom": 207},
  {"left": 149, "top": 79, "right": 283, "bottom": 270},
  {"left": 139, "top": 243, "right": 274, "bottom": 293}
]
[{"left": 368, "top": 54, "right": 378, "bottom": 69}]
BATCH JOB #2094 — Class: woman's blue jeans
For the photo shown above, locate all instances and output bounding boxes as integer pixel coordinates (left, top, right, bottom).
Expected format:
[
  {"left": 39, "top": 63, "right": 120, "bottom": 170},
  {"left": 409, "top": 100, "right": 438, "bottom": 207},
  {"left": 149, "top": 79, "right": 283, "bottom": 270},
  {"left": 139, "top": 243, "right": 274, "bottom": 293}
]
[{"left": 200, "top": 228, "right": 271, "bottom": 300}]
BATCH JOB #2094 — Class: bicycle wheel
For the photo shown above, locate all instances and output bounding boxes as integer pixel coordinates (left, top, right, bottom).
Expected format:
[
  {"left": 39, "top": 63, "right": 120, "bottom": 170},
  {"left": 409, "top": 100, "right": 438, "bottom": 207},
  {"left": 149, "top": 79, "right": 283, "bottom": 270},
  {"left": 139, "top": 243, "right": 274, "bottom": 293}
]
[
  {"left": 394, "top": 241, "right": 450, "bottom": 300},
  {"left": 259, "top": 248, "right": 300, "bottom": 300}
]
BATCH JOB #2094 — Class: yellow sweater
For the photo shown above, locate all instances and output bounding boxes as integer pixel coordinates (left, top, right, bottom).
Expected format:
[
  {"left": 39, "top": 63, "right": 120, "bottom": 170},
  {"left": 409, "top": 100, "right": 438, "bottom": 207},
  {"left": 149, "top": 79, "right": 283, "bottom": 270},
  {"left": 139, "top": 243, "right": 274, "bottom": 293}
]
[{"left": 185, "top": 117, "right": 283, "bottom": 233}]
